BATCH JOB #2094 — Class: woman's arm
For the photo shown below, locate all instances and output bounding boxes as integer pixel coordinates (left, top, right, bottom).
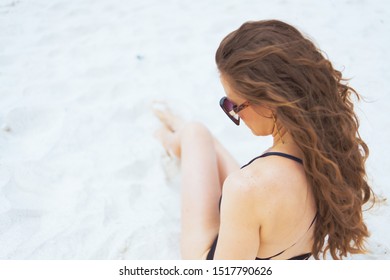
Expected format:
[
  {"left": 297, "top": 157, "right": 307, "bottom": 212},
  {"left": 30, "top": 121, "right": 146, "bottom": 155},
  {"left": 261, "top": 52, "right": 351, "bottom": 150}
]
[{"left": 213, "top": 173, "right": 262, "bottom": 259}]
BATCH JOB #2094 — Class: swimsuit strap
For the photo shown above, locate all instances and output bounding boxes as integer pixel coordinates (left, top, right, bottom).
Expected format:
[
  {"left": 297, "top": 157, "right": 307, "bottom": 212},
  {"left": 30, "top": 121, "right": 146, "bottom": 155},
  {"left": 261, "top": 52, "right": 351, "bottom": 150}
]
[
  {"left": 258, "top": 212, "right": 318, "bottom": 260},
  {"left": 241, "top": 152, "right": 303, "bottom": 169}
]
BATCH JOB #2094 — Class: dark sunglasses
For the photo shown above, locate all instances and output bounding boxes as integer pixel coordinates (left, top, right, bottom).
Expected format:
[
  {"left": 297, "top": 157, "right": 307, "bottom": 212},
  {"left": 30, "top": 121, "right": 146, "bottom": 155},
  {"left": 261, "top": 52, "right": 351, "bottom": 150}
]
[{"left": 219, "top": 97, "right": 250, "bottom": 125}]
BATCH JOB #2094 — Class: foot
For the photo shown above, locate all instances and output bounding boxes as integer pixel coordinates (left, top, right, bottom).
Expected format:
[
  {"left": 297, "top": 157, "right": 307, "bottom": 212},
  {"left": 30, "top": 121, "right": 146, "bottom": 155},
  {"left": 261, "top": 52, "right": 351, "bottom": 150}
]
[
  {"left": 152, "top": 101, "right": 185, "bottom": 132},
  {"left": 152, "top": 101, "right": 185, "bottom": 158}
]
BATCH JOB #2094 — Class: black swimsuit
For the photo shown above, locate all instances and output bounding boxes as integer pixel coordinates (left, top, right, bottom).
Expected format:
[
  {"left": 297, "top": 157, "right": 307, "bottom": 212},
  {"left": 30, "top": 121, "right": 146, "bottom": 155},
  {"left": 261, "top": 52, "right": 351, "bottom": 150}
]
[{"left": 206, "top": 152, "right": 317, "bottom": 260}]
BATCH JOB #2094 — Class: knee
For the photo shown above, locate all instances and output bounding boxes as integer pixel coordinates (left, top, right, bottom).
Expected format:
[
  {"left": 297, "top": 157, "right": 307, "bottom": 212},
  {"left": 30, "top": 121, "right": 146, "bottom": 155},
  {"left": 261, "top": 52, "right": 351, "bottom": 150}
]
[{"left": 181, "top": 122, "right": 211, "bottom": 139}]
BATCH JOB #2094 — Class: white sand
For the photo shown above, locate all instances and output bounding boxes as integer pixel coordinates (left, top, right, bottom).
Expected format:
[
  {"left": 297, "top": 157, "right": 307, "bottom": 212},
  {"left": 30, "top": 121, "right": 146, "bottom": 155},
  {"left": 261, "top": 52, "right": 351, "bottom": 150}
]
[{"left": 0, "top": 0, "right": 389, "bottom": 259}]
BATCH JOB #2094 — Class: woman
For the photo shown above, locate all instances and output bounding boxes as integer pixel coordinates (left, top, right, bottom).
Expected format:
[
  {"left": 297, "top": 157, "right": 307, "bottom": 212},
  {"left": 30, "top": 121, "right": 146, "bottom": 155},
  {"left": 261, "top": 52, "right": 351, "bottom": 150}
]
[{"left": 154, "top": 20, "right": 374, "bottom": 260}]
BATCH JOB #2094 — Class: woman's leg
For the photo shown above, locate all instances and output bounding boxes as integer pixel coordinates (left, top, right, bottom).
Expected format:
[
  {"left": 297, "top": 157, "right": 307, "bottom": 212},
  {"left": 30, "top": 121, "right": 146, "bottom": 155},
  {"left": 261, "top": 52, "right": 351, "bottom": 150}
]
[
  {"left": 179, "top": 122, "right": 222, "bottom": 259},
  {"left": 213, "top": 137, "right": 241, "bottom": 187},
  {"left": 154, "top": 107, "right": 239, "bottom": 259}
]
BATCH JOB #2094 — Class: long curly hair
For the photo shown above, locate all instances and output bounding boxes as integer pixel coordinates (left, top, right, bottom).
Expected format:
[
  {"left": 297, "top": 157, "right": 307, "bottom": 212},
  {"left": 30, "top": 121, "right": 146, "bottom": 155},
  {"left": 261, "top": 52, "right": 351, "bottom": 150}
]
[{"left": 216, "top": 20, "right": 375, "bottom": 259}]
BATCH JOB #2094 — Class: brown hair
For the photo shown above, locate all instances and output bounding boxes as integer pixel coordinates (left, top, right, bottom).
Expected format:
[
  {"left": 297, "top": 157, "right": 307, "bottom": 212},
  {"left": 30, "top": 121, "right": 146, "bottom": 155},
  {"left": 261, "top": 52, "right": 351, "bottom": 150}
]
[{"left": 216, "top": 20, "right": 374, "bottom": 259}]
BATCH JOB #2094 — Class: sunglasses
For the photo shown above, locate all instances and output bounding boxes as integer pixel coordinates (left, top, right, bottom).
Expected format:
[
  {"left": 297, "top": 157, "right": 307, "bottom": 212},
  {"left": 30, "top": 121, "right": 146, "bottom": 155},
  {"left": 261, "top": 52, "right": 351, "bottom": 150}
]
[{"left": 219, "top": 97, "right": 250, "bottom": 125}]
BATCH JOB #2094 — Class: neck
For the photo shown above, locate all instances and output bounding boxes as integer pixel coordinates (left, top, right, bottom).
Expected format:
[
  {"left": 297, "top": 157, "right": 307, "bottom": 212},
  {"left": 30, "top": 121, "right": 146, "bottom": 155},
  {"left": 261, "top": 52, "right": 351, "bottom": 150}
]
[
  {"left": 272, "top": 125, "right": 292, "bottom": 148},
  {"left": 270, "top": 125, "right": 304, "bottom": 159}
]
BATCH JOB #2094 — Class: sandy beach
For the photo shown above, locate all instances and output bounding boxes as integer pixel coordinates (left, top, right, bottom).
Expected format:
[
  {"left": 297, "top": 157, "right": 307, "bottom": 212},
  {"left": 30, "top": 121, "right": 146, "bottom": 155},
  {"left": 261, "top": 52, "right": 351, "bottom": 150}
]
[{"left": 0, "top": 0, "right": 389, "bottom": 259}]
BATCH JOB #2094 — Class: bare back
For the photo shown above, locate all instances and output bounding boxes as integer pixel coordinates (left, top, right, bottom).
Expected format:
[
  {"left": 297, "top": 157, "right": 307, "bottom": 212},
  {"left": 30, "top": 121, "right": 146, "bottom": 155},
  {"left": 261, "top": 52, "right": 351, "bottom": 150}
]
[
  {"left": 242, "top": 152, "right": 317, "bottom": 259},
  {"left": 205, "top": 151, "right": 318, "bottom": 260}
]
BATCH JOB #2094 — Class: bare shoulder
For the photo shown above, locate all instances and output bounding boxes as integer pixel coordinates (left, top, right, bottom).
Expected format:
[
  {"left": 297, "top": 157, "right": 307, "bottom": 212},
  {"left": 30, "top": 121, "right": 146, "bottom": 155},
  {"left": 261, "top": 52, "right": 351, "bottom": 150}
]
[
  {"left": 221, "top": 170, "right": 258, "bottom": 211},
  {"left": 245, "top": 153, "right": 307, "bottom": 192},
  {"left": 226, "top": 154, "right": 304, "bottom": 190},
  {"left": 220, "top": 160, "right": 276, "bottom": 218},
  {"left": 222, "top": 154, "right": 307, "bottom": 218}
]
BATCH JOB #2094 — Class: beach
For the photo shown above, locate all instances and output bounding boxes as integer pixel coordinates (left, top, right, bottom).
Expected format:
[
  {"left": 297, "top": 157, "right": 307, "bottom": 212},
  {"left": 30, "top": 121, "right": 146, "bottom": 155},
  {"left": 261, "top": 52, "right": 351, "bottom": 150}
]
[{"left": 0, "top": 0, "right": 389, "bottom": 259}]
